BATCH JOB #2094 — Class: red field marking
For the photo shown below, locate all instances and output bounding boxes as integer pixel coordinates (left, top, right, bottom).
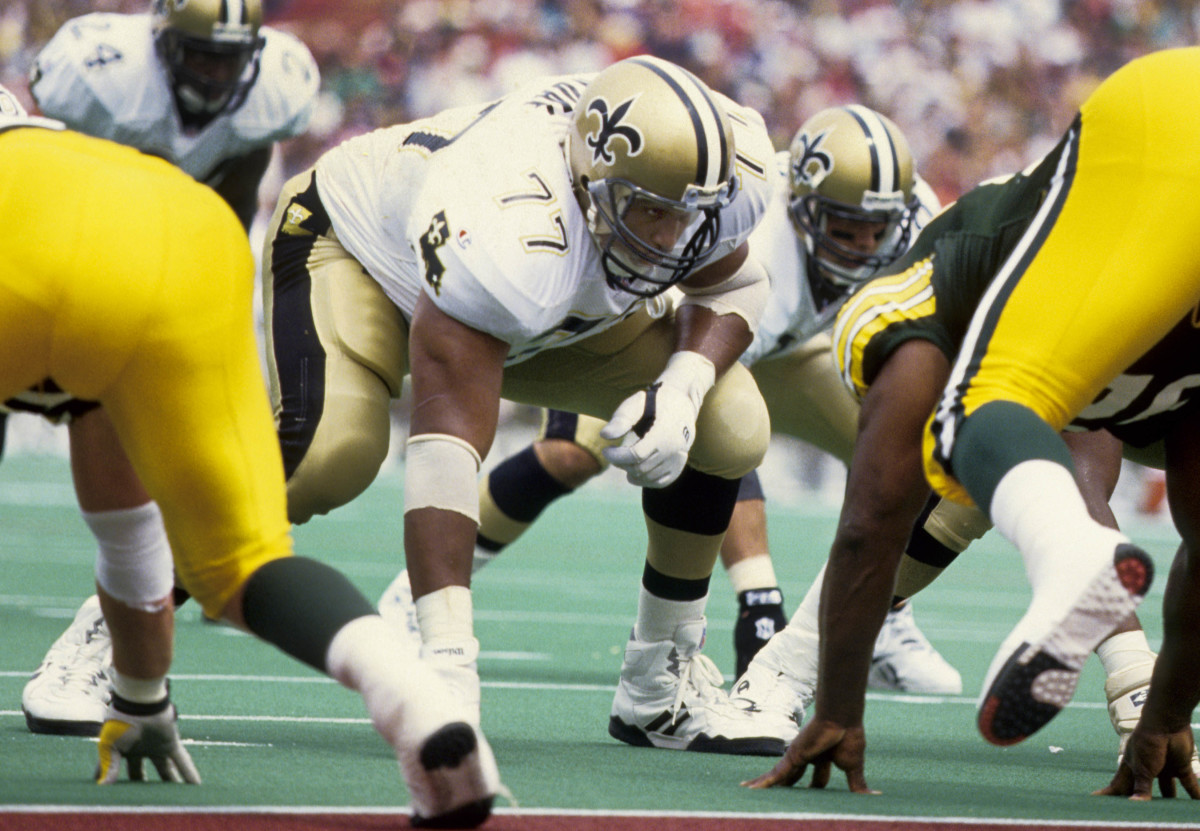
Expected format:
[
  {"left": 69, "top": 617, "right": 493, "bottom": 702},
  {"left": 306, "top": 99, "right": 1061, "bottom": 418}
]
[{"left": 0, "top": 811, "right": 1181, "bottom": 831}]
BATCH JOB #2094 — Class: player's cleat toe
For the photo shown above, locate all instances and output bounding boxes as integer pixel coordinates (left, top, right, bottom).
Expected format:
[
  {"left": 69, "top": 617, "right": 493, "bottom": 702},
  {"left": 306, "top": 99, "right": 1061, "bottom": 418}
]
[
  {"left": 609, "top": 619, "right": 786, "bottom": 756},
  {"left": 727, "top": 660, "right": 807, "bottom": 745},
  {"left": 977, "top": 644, "right": 1077, "bottom": 745},
  {"left": 22, "top": 594, "right": 112, "bottom": 737},
  {"left": 869, "top": 602, "right": 962, "bottom": 694},
  {"left": 408, "top": 722, "right": 497, "bottom": 829},
  {"left": 978, "top": 543, "right": 1153, "bottom": 746}
]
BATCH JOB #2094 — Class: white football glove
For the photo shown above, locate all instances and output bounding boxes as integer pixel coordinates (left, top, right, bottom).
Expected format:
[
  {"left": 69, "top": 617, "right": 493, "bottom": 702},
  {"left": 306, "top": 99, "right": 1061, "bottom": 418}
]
[
  {"left": 601, "top": 351, "right": 716, "bottom": 488},
  {"left": 95, "top": 696, "right": 201, "bottom": 785}
]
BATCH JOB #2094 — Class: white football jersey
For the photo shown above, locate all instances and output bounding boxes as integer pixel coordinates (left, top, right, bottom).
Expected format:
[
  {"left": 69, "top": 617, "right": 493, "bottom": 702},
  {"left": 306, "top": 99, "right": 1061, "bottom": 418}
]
[
  {"left": 30, "top": 13, "right": 318, "bottom": 184},
  {"left": 740, "top": 152, "right": 940, "bottom": 366},
  {"left": 315, "top": 74, "right": 776, "bottom": 366}
]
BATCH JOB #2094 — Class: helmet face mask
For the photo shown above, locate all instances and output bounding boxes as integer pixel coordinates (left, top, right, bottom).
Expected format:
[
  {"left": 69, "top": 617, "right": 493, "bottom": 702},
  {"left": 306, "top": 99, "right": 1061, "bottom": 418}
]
[
  {"left": 787, "top": 104, "right": 918, "bottom": 291},
  {"left": 586, "top": 175, "right": 735, "bottom": 297},
  {"left": 790, "top": 189, "right": 917, "bottom": 288},
  {"left": 569, "top": 56, "right": 738, "bottom": 297},
  {"left": 153, "top": 0, "right": 265, "bottom": 120}
]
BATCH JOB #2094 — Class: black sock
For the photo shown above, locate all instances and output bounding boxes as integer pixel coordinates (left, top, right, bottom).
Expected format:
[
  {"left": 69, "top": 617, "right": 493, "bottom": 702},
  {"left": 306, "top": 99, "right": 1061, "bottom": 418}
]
[{"left": 735, "top": 588, "right": 787, "bottom": 678}]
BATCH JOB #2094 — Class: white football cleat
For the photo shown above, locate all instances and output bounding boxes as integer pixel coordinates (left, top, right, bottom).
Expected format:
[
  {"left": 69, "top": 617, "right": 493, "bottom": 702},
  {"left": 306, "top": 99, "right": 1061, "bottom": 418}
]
[
  {"left": 377, "top": 569, "right": 422, "bottom": 660},
  {"left": 869, "top": 602, "right": 963, "bottom": 695},
  {"left": 978, "top": 542, "right": 1152, "bottom": 746},
  {"left": 22, "top": 594, "right": 112, "bottom": 736},
  {"left": 727, "top": 657, "right": 808, "bottom": 746},
  {"left": 423, "top": 637, "right": 482, "bottom": 728},
  {"left": 608, "top": 619, "right": 787, "bottom": 756},
  {"left": 1107, "top": 656, "right": 1200, "bottom": 777},
  {"left": 388, "top": 660, "right": 503, "bottom": 829}
]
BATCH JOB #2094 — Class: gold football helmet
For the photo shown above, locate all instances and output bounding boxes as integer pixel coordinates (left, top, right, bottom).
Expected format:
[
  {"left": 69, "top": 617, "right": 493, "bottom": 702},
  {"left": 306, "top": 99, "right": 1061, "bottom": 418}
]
[
  {"left": 0, "top": 84, "right": 26, "bottom": 118},
  {"left": 153, "top": 0, "right": 264, "bottom": 120},
  {"left": 788, "top": 104, "right": 918, "bottom": 290},
  {"left": 568, "top": 56, "right": 739, "bottom": 297}
]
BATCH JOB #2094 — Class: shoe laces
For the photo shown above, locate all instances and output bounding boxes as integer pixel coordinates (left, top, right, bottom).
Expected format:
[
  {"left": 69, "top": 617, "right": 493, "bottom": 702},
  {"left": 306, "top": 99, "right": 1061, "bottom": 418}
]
[
  {"left": 45, "top": 619, "right": 111, "bottom": 690},
  {"left": 670, "top": 653, "right": 726, "bottom": 724},
  {"left": 878, "top": 605, "right": 936, "bottom": 656}
]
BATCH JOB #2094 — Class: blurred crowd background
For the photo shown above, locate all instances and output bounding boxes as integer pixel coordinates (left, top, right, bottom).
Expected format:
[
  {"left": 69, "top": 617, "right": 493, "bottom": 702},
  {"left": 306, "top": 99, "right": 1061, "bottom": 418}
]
[
  {"left": 0, "top": 0, "right": 1185, "bottom": 514},
  {"left": 5, "top": 0, "right": 1198, "bottom": 203}
]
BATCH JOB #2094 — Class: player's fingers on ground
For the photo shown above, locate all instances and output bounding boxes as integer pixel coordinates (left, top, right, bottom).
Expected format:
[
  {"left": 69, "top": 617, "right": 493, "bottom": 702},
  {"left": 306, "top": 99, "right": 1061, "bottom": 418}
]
[
  {"left": 128, "top": 756, "right": 146, "bottom": 781},
  {"left": 1093, "top": 762, "right": 1134, "bottom": 797},
  {"left": 1129, "top": 770, "right": 1156, "bottom": 801},
  {"left": 845, "top": 765, "right": 878, "bottom": 795},
  {"left": 809, "top": 758, "right": 830, "bottom": 789},
  {"left": 741, "top": 757, "right": 804, "bottom": 789}
]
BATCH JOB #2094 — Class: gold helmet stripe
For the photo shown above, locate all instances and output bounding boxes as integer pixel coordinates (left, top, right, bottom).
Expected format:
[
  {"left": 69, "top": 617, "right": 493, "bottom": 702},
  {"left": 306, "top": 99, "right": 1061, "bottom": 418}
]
[
  {"left": 843, "top": 103, "right": 899, "bottom": 196},
  {"left": 627, "top": 56, "right": 729, "bottom": 191}
]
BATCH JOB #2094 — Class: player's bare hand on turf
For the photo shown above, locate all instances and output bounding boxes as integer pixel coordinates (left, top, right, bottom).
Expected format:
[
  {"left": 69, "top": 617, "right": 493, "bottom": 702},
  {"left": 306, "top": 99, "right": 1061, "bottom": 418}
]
[
  {"left": 741, "top": 719, "right": 876, "bottom": 794},
  {"left": 95, "top": 697, "right": 201, "bottom": 785},
  {"left": 1094, "top": 725, "right": 1200, "bottom": 801}
]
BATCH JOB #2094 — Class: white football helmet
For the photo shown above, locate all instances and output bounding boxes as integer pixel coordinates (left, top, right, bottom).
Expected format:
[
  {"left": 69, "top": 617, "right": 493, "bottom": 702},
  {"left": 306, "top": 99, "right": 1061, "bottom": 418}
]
[
  {"left": 568, "top": 56, "right": 739, "bottom": 297},
  {"left": 788, "top": 105, "right": 918, "bottom": 290},
  {"left": 153, "top": 0, "right": 264, "bottom": 120}
]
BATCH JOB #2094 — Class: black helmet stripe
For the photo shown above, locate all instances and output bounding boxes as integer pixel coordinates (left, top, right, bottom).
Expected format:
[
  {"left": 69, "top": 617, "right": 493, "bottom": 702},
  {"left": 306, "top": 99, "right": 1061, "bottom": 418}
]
[
  {"left": 628, "top": 57, "right": 729, "bottom": 189},
  {"left": 843, "top": 104, "right": 899, "bottom": 195}
]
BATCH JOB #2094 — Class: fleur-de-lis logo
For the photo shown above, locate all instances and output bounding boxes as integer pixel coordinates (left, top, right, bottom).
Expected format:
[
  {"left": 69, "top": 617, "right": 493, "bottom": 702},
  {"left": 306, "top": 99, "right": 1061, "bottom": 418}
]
[
  {"left": 791, "top": 128, "right": 834, "bottom": 189},
  {"left": 585, "top": 96, "right": 643, "bottom": 165}
]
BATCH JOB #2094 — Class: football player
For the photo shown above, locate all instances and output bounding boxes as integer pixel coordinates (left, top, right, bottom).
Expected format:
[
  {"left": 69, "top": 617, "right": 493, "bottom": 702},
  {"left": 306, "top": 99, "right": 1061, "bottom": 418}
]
[
  {"left": 19, "top": 0, "right": 319, "bottom": 735},
  {"left": 264, "top": 55, "right": 790, "bottom": 754},
  {"left": 746, "top": 46, "right": 1200, "bottom": 799},
  {"left": 0, "top": 89, "right": 500, "bottom": 826},
  {"left": 375, "top": 105, "right": 964, "bottom": 698}
]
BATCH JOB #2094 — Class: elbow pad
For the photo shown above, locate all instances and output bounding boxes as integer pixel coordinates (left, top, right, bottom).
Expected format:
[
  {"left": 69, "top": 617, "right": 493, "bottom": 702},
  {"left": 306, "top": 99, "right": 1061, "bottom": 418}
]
[{"left": 677, "top": 254, "right": 770, "bottom": 333}]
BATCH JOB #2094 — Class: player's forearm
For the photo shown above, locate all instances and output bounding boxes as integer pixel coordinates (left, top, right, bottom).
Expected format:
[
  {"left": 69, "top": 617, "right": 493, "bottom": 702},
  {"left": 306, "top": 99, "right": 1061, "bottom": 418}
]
[
  {"left": 671, "top": 302, "right": 753, "bottom": 376},
  {"left": 815, "top": 506, "right": 913, "bottom": 725},
  {"left": 1141, "top": 542, "right": 1200, "bottom": 732}
]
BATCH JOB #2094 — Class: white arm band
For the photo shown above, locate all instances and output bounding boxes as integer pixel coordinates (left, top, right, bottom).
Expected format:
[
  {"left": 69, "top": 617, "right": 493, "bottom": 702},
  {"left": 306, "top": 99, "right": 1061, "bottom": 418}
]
[
  {"left": 676, "top": 252, "right": 770, "bottom": 333},
  {"left": 403, "top": 433, "right": 482, "bottom": 523}
]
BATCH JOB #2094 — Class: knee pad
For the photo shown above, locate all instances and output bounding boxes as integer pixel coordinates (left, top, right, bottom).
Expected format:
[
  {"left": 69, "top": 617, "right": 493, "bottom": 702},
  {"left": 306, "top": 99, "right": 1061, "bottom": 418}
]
[
  {"left": 287, "top": 415, "right": 391, "bottom": 524},
  {"left": 89, "top": 502, "right": 174, "bottom": 612},
  {"left": 923, "top": 497, "right": 992, "bottom": 553},
  {"left": 688, "top": 362, "right": 770, "bottom": 480}
]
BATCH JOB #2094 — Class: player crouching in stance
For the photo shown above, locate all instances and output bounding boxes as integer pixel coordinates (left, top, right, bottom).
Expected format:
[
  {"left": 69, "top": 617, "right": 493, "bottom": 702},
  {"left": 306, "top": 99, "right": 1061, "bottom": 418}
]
[{"left": 0, "top": 89, "right": 500, "bottom": 827}]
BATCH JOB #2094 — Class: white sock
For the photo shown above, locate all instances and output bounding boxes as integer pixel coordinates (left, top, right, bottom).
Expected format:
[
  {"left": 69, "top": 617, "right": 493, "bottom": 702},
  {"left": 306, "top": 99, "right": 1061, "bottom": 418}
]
[
  {"left": 1096, "top": 629, "right": 1155, "bottom": 677},
  {"left": 752, "top": 564, "right": 823, "bottom": 686},
  {"left": 109, "top": 667, "right": 168, "bottom": 704},
  {"left": 988, "top": 459, "right": 1128, "bottom": 606},
  {"left": 633, "top": 587, "right": 707, "bottom": 643},
  {"left": 726, "top": 554, "right": 778, "bottom": 595},
  {"left": 415, "top": 585, "right": 474, "bottom": 647}
]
